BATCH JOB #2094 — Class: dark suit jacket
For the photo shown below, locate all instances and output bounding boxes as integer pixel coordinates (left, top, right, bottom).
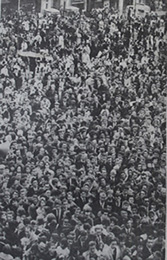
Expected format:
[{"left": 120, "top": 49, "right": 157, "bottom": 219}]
[
  {"left": 91, "top": 200, "right": 108, "bottom": 216},
  {"left": 143, "top": 246, "right": 152, "bottom": 259},
  {"left": 75, "top": 197, "right": 88, "bottom": 210}
]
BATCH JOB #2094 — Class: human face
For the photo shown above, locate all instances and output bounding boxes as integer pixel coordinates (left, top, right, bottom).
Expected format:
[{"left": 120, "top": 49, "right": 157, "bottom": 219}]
[
  {"left": 107, "top": 190, "right": 114, "bottom": 199},
  {"left": 81, "top": 191, "right": 86, "bottom": 199},
  {"left": 25, "top": 166, "right": 31, "bottom": 174},
  {"left": 40, "top": 199, "right": 46, "bottom": 207},
  {"left": 59, "top": 130, "right": 65, "bottom": 140},
  {"left": 39, "top": 148, "right": 45, "bottom": 156},
  {"left": 111, "top": 240, "right": 117, "bottom": 249},
  {"left": 129, "top": 197, "right": 134, "bottom": 205},
  {"left": 127, "top": 219, "right": 133, "bottom": 228},
  {"left": 32, "top": 180, "right": 38, "bottom": 188},
  {"left": 32, "top": 195, "right": 38, "bottom": 205},
  {"left": 38, "top": 243, "right": 46, "bottom": 253},
  {"left": 147, "top": 239, "right": 153, "bottom": 248},
  {"left": 121, "top": 210, "right": 128, "bottom": 220},
  {"left": 150, "top": 204, "right": 156, "bottom": 211},
  {"left": 137, "top": 244, "right": 143, "bottom": 252},
  {"left": 138, "top": 109, "right": 145, "bottom": 119},
  {"left": 63, "top": 218, "right": 69, "bottom": 227},
  {"left": 49, "top": 246, "right": 56, "bottom": 256},
  {"left": 107, "top": 156, "right": 112, "bottom": 165},
  {"left": 12, "top": 191, "right": 19, "bottom": 199},
  {"left": 100, "top": 178, "right": 106, "bottom": 186},
  {"left": 84, "top": 210, "right": 91, "bottom": 217},
  {"left": 110, "top": 175, "right": 116, "bottom": 183},
  {"left": 62, "top": 143, "right": 67, "bottom": 152},
  {"left": 157, "top": 183, "right": 162, "bottom": 192},
  {"left": 7, "top": 212, "right": 14, "bottom": 221},
  {"left": 89, "top": 244, "right": 96, "bottom": 254},
  {"left": 95, "top": 227, "right": 102, "bottom": 236},
  {"left": 140, "top": 190, "right": 146, "bottom": 198},
  {"left": 75, "top": 208, "right": 81, "bottom": 216},
  {"left": 16, "top": 172, "right": 22, "bottom": 179},
  {"left": 106, "top": 204, "right": 112, "bottom": 212},
  {"left": 20, "top": 189, "right": 27, "bottom": 198},
  {"left": 100, "top": 192, "right": 107, "bottom": 202}
]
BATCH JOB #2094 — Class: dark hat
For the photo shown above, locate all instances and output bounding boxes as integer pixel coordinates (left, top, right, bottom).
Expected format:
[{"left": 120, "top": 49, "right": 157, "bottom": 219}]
[
  {"left": 46, "top": 213, "right": 56, "bottom": 223},
  {"left": 138, "top": 206, "right": 147, "bottom": 214},
  {"left": 37, "top": 215, "right": 45, "bottom": 225},
  {"left": 89, "top": 241, "right": 96, "bottom": 247}
]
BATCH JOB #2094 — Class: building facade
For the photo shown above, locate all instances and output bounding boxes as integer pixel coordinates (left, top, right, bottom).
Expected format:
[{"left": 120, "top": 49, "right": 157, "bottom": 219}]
[
  {"left": 2, "top": 0, "right": 164, "bottom": 15},
  {"left": 71, "top": 0, "right": 85, "bottom": 10},
  {"left": 1, "top": 0, "right": 37, "bottom": 14},
  {"left": 40, "top": 0, "right": 82, "bottom": 11}
]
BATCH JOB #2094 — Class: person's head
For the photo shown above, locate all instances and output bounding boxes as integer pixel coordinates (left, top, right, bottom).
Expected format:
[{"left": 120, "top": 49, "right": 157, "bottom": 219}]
[
  {"left": 107, "top": 155, "right": 113, "bottom": 165},
  {"left": 62, "top": 218, "right": 70, "bottom": 227},
  {"left": 61, "top": 199, "right": 68, "bottom": 211},
  {"left": 81, "top": 190, "right": 87, "bottom": 199},
  {"left": 126, "top": 219, "right": 133, "bottom": 228},
  {"left": 110, "top": 238, "right": 118, "bottom": 249},
  {"left": 122, "top": 187, "right": 128, "bottom": 198},
  {"left": 89, "top": 241, "right": 97, "bottom": 253},
  {"left": 157, "top": 182, "right": 163, "bottom": 192},
  {"left": 152, "top": 251, "right": 162, "bottom": 260},
  {"left": 119, "top": 233, "right": 126, "bottom": 247},
  {"left": 32, "top": 194, "right": 38, "bottom": 205},
  {"left": 83, "top": 205, "right": 92, "bottom": 217},
  {"left": 137, "top": 242, "right": 144, "bottom": 252},
  {"left": 122, "top": 201, "right": 130, "bottom": 210},
  {"left": 74, "top": 207, "right": 81, "bottom": 216},
  {"left": 6, "top": 211, "right": 14, "bottom": 221},
  {"left": 32, "top": 178, "right": 38, "bottom": 188},
  {"left": 38, "top": 242, "right": 46, "bottom": 253},
  {"left": 100, "top": 177, "right": 107, "bottom": 187},
  {"left": 48, "top": 245, "right": 57, "bottom": 257},
  {"left": 58, "top": 129, "right": 65, "bottom": 140},
  {"left": 99, "top": 191, "right": 107, "bottom": 202},
  {"left": 144, "top": 197, "right": 149, "bottom": 207},
  {"left": 120, "top": 210, "right": 128, "bottom": 220},
  {"left": 39, "top": 196, "right": 46, "bottom": 207},
  {"left": 128, "top": 196, "right": 134, "bottom": 205},
  {"left": 2, "top": 244, "right": 12, "bottom": 255},
  {"left": 95, "top": 225, "right": 103, "bottom": 236},
  {"left": 45, "top": 189, "right": 51, "bottom": 198},
  {"left": 20, "top": 188, "right": 27, "bottom": 198},
  {"left": 107, "top": 189, "right": 114, "bottom": 199},
  {"left": 101, "top": 209, "right": 109, "bottom": 218},
  {"left": 157, "top": 229, "right": 164, "bottom": 242},
  {"left": 25, "top": 165, "right": 31, "bottom": 174},
  {"left": 80, "top": 230, "right": 88, "bottom": 242},
  {"left": 100, "top": 163, "right": 107, "bottom": 175},
  {"left": 67, "top": 232, "right": 75, "bottom": 246},
  {"left": 60, "top": 238, "right": 68, "bottom": 249},
  {"left": 140, "top": 190, "right": 146, "bottom": 199},
  {"left": 146, "top": 236, "right": 154, "bottom": 248}
]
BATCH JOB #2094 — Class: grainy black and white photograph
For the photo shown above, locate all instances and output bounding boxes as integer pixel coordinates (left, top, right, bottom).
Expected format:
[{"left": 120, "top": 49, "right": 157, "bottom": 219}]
[{"left": 0, "top": 0, "right": 166, "bottom": 259}]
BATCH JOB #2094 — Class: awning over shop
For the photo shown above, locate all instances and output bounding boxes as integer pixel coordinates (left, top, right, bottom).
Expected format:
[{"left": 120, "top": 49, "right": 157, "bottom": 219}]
[
  {"left": 44, "top": 8, "right": 60, "bottom": 14},
  {"left": 66, "top": 6, "right": 79, "bottom": 12}
]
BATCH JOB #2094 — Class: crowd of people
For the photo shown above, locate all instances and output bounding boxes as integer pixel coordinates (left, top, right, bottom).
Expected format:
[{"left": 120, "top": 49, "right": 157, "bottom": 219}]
[{"left": 0, "top": 5, "right": 166, "bottom": 260}]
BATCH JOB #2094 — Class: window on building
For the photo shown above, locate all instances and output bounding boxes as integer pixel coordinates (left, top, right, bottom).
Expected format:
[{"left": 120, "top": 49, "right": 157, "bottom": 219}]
[
  {"left": 46, "top": 0, "right": 48, "bottom": 9},
  {"left": 52, "top": 0, "right": 61, "bottom": 9}
]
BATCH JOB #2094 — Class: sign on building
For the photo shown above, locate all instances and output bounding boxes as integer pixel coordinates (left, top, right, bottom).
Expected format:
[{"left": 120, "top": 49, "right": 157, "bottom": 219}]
[{"left": 71, "top": 0, "right": 84, "bottom": 3}]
